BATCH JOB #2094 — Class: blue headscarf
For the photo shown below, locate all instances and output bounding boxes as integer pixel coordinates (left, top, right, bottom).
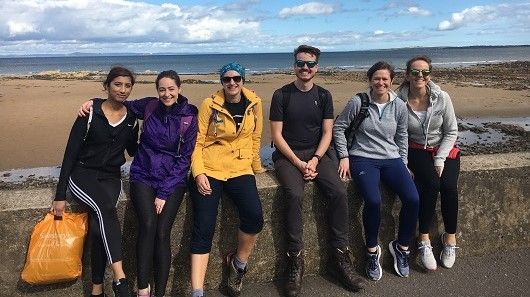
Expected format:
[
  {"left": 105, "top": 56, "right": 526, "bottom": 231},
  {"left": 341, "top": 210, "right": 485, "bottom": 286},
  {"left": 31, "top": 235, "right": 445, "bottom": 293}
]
[{"left": 219, "top": 62, "right": 245, "bottom": 81}]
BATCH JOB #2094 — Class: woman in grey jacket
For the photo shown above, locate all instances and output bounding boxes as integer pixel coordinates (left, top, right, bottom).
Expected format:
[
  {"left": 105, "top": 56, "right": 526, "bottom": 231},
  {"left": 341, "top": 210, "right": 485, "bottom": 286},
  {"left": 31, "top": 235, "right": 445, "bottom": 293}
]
[
  {"left": 397, "top": 55, "right": 460, "bottom": 271},
  {"left": 333, "top": 61, "right": 419, "bottom": 281}
]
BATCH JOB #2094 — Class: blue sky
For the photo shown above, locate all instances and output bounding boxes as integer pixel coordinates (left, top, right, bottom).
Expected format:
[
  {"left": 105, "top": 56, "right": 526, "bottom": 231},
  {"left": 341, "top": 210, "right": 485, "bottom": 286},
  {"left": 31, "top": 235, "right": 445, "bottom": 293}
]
[{"left": 0, "top": 0, "right": 529, "bottom": 55}]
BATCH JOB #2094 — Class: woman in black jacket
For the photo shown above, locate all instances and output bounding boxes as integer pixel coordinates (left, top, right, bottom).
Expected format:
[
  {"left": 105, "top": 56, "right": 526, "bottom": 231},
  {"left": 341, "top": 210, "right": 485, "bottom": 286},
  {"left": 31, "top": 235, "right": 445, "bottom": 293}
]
[{"left": 52, "top": 66, "right": 139, "bottom": 297}]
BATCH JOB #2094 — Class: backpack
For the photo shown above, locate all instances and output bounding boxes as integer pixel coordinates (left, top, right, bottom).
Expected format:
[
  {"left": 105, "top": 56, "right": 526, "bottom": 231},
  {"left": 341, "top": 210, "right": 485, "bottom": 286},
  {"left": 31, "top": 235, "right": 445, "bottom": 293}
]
[
  {"left": 344, "top": 92, "right": 370, "bottom": 149},
  {"left": 270, "top": 83, "right": 329, "bottom": 147}
]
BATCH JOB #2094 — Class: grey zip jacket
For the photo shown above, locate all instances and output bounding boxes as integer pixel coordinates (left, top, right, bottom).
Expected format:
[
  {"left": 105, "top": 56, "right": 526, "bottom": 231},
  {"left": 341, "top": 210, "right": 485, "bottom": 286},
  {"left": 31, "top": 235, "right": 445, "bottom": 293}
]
[
  {"left": 333, "top": 89, "right": 408, "bottom": 164},
  {"left": 397, "top": 81, "right": 458, "bottom": 167}
]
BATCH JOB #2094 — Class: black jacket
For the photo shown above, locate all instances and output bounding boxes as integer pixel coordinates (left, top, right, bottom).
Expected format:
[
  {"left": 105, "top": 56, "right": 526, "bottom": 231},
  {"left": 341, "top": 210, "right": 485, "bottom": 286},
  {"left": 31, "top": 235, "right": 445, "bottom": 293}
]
[{"left": 55, "top": 99, "right": 138, "bottom": 200}]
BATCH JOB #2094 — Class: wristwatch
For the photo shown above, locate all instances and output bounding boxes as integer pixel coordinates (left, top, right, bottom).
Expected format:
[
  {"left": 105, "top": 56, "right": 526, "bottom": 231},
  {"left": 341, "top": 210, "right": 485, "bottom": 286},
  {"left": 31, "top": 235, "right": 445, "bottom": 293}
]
[{"left": 312, "top": 154, "right": 322, "bottom": 161}]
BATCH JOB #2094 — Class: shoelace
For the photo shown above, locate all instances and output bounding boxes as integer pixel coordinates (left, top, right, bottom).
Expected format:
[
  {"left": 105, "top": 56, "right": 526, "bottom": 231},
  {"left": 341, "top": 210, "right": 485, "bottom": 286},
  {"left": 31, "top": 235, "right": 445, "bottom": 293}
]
[
  {"left": 367, "top": 254, "right": 379, "bottom": 271},
  {"left": 338, "top": 251, "right": 355, "bottom": 275},
  {"left": 288, "top": 260, "right": 301, "bottom": 281},
  {"left": 443, "top": 245, "right": 459, "bottom": 256},
  {"left": 398, "top": 250, "right": 410, "bottom": 268},
  {"left": 418, "top": 243, "right": 434, "bottom": 256}
]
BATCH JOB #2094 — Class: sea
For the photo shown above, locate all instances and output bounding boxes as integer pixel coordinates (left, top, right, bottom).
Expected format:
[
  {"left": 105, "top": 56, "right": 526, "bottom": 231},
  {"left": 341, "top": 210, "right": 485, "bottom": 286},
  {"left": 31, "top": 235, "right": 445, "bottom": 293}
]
[{"left": 0, "top": 45, "right": 528, "bottom": 75}]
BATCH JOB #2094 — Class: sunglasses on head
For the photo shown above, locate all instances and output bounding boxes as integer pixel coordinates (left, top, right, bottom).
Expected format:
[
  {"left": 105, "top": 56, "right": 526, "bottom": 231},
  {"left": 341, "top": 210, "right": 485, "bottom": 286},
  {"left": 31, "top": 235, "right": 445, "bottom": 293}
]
[
  {"left": 410, "top": 69, "right": 431, "bottom": 77},
  {"left": 221, "top": 76, "right": 242, "bottom": 83},
  {"left": 295, "top": 60, "right": 318, "bottom": 68}
]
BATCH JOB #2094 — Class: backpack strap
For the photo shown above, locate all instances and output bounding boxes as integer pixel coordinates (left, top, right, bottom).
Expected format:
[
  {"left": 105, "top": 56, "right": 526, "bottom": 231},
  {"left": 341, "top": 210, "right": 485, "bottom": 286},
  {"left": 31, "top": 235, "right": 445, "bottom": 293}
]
[
  {"left": 143, "top": 98, "right": 159, "bottom": 122},
  {"left": 140, "top": 98, "right": 158, "bottom": 134},
  {"left": 350, "top": 92, "right": 370, "bottom": 131},
  {"left": 176, "top": 115, "right": 194, "bottom": 157},
  {"left": 315, "top": 85, "right": 329, "bottom": 115},
  {"left": 280, "top": 84, "right": 292, "bottom": 111},
  {"left": 208, "top": 108, "right": 219, "bottom": 137},
  {"left": 344, "top": 92, "right": 370, "bottom": 149},
  {"left": 83, "top": 107, "right": 94, "bottom": 141}
]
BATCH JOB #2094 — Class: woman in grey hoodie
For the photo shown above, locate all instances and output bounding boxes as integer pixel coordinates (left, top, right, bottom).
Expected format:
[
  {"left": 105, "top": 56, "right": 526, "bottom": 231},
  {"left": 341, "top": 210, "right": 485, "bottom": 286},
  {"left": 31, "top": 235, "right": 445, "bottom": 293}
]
[
  {"left": 333, "top": 61, "right": 419, "bottom": 281},
  {"left": 397, "top": 55, "right": 459, "bottom": 272}
]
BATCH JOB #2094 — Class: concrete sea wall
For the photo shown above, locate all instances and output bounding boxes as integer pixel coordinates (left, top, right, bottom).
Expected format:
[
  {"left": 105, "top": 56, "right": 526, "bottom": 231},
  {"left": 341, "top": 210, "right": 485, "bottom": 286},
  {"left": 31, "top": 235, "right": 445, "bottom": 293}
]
[{"left": 0, "top": 152, "right": 528, "bottom": 296}]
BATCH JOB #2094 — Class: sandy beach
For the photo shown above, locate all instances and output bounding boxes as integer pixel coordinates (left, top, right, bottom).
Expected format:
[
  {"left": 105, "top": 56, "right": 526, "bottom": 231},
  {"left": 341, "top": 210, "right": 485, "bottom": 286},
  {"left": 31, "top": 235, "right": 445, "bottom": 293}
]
[{"left": 0, "top": 62, "right": 528, "bottom": 171}]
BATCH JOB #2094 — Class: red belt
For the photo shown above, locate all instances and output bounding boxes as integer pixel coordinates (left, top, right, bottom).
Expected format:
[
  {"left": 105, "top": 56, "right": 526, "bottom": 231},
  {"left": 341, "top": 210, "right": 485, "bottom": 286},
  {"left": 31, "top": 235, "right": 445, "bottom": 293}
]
[{"left": 409, "top": 141, "right": 460, "bottom": 159}]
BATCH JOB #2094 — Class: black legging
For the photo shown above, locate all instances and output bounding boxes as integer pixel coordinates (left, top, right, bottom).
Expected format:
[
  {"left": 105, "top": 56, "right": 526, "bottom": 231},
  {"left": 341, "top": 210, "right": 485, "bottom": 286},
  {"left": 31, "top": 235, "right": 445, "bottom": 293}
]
[
  {"left": 130, "top": 182, "right": 185, "bottom": 296},
  {"left": 408, "top": 148, "right": 460, "bottom": 235},
  {"left": 68, "top": 167, "right": 123, "bottom": 285}
]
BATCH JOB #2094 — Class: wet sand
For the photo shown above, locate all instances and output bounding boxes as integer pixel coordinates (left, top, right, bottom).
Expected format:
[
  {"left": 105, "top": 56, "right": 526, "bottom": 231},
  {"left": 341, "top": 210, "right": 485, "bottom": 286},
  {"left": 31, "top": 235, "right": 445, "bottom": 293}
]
[{"left": 0, "top": 62, "right": 528, "bottom": 170}]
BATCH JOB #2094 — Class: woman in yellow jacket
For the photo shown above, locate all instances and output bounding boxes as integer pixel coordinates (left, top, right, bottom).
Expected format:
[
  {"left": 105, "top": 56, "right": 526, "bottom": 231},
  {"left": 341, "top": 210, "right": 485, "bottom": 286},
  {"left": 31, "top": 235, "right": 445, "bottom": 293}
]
[{"left": 189, "top": 62, "right": 265, "bottom": 297}]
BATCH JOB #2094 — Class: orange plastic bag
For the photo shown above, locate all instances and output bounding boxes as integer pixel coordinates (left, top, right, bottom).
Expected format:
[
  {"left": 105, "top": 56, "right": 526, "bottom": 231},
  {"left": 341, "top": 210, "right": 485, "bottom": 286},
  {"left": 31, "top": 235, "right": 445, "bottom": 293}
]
[{"left": 21, "top": 212, "right": 88, "bottom": 285}]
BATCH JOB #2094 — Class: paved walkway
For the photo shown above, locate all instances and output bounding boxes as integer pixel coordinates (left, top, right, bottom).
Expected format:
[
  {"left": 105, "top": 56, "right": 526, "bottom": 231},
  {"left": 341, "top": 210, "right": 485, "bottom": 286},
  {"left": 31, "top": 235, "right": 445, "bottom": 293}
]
[{"left": 205, "top": 248, "right": 530, "bottom": 296}]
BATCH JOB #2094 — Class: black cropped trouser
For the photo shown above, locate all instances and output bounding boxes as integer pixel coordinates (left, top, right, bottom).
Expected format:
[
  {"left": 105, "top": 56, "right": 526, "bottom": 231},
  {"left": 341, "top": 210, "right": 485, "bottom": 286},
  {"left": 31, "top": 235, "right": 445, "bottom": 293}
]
[{"left": 408, "top": 148, "right": 460, "bottom": 235}]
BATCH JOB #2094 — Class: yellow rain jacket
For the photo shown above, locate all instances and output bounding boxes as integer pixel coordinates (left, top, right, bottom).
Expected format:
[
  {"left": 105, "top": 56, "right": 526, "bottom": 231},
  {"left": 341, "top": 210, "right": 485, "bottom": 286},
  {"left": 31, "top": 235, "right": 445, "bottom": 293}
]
[{"left": 191, "top": 86, "right": 264, "bottom": 180}]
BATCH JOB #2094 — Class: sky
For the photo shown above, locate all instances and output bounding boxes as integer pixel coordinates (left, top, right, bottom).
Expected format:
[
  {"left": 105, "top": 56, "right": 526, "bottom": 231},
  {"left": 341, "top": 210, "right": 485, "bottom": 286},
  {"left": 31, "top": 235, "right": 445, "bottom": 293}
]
[{"left": 0, "top": 0, "right": 529, "bottom": 55}]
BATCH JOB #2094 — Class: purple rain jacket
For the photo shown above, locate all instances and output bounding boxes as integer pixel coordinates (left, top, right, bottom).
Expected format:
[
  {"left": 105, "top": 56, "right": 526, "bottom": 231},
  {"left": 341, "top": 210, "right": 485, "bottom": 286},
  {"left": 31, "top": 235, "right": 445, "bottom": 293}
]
[{"left": 126, "top": 95, "right": 198, "bottom": 200}]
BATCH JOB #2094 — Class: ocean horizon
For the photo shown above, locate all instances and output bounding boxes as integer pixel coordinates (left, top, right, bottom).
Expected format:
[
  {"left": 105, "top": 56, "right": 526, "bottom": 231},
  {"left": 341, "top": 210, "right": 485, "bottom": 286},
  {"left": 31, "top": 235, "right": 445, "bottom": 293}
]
[{"left": 0, "top": 45, "right": 528, "bottom": 75}]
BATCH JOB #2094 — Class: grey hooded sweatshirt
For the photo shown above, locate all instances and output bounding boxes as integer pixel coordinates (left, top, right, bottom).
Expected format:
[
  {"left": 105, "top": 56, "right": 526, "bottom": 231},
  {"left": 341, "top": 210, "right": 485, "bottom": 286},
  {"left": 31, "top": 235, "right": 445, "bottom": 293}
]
[
  {"left": 333, "top": 89, "right": 408, "bottom": 164},
  {"left": 397, "top": 80, "right": 458, "bottom": 166}
]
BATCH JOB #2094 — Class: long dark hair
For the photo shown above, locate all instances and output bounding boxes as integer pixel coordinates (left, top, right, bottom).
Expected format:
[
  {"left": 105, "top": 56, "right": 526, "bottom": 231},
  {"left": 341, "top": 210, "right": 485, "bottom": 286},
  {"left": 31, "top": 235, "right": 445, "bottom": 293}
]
[{"left": 103, "top": 66, "right": 135, "bottom": 89}]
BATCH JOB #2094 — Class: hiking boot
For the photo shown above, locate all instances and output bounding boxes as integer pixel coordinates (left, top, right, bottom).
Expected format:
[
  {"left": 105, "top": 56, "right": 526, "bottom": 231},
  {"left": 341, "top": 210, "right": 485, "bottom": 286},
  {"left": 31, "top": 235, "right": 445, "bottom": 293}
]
[
  {"left": 285, "top": 251, "right": 304, "bottom": 297},
  {"left": 112, "top": 278, "right": 131, "bottom": 297},
  {"left": 417, "top": 240, "right": 437, "bottom": 271},
  {"left": 328, "top": 247, "right": 364, "bottom": 292},
  {"left": 389, "top": 241, "right": 410, "bottom": 277},
  {"left": 365, "top": 245, "right": 382, "bottom": 281},
  {"left": 440, "top": 233, "right": 459, "bottom": 268},
  {"left": 225, "top": 252, "right": 247, "bottom": 296}
]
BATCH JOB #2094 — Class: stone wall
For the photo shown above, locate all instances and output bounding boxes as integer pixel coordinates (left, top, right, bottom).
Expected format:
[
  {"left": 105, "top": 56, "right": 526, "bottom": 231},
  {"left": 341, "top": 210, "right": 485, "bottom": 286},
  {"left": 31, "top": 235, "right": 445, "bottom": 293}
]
[{"left": 0, "top": 152, "right": 528, "bottom": 296}]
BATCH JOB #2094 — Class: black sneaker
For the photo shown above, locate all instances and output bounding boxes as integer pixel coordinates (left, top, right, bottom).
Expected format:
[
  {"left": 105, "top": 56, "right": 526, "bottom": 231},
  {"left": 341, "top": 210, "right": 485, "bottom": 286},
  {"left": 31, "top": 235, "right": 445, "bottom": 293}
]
[
  {"left": 329, "top": 247, "right": 364, "bottom": 292},
  {"left": 112, "top": 278, "right": 131, "bottom": 297},
  {"left": 225, "top": 252, "right": 247, "bottom": 297},
  {"left": 285, "top": 251, "right": 304, "bottom": 297}
]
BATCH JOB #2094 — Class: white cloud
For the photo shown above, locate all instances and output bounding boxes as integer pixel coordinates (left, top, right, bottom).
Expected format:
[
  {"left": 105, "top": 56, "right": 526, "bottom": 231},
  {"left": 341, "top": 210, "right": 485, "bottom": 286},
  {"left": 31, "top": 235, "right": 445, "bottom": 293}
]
[
  {"left": 279, "top": 2, "right": 334, "bottom": 18},
  {"left": 7, "top": 21, "right": 38, "bottom": 37},
  {"left": 400, "top": 6, "right": 431, "bottom": 16},
  {"left": 0, "top": 0, "right": 260, "bottom": 46},
  {"left": 437, "top": 3, "right": 530, "bottom": 31}
]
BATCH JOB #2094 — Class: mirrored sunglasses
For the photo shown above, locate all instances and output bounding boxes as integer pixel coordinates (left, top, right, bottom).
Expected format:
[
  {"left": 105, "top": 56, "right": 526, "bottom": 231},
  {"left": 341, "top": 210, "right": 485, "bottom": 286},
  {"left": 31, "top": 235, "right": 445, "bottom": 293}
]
[{"left": 410, "top": 69, "right": 431, "bottom": 77}]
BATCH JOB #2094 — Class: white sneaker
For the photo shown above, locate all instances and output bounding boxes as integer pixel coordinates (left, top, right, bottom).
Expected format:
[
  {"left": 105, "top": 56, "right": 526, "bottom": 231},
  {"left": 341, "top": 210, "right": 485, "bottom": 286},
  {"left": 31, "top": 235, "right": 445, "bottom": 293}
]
[
  {"left": 440, "top": 233, "right": 458, "bottom": 268},
  {"left": 417, "top": 240, "right": 437, "bottom": 271}
]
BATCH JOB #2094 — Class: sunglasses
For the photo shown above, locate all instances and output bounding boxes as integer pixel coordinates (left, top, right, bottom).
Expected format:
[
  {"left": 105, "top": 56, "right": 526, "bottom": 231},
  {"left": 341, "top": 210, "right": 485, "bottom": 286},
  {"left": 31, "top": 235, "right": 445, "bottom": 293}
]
[
  {"left": 295, "top": 60, "right": 318, "bottom": 68},
  {"left": 221, "top": 76, "right": 242, "bottom": 83},
  {"left": 410, "top": 69, "right": 431, "bottom": 77}
]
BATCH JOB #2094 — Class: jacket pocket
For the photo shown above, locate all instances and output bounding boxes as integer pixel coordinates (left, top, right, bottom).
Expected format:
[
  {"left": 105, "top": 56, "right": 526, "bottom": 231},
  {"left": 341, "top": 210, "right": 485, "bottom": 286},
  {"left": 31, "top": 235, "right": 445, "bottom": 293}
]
[{"left": 238, "top": 148, "right": 252, "bottom": 159}]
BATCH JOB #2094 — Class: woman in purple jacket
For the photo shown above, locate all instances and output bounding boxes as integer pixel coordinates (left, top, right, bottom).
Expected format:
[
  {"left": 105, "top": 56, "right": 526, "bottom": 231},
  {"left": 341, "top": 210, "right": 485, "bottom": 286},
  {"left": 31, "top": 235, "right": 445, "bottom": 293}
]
[{"left": 80, "top": 70, "right": 198, "bottom": 297}]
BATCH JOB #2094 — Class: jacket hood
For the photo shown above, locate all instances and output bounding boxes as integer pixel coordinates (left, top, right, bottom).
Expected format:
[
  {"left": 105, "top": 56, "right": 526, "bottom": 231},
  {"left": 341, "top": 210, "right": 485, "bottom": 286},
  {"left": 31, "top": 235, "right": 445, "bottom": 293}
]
[{"left": 397, "top": 81, "right": 443, "bottom": 104}]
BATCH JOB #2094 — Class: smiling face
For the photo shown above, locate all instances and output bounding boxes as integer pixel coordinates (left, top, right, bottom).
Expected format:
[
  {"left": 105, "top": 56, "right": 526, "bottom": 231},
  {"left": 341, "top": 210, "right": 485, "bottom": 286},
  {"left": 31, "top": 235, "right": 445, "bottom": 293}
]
[
  {"left": 157, "top": 77, "right": 180, "bottom": 106},
  {"left": 106, "top": 76, "right": 133, "bottom": 103},
  {"left": 221, "top": 70, "right": 243, "bottom": 97},
  {"left": 294, "top": 52, "right": 318, "bottom": 83},
  {"left": 370, "top": 69, "right": 393, "bottom": 98},
  {"left": 407, "top": 59, "right": 431, "bottom": 90}
]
